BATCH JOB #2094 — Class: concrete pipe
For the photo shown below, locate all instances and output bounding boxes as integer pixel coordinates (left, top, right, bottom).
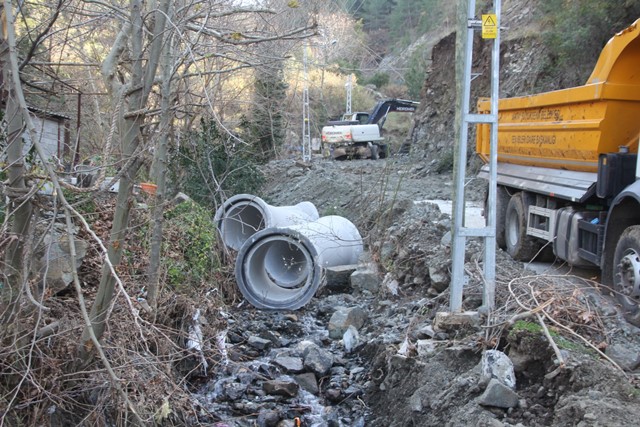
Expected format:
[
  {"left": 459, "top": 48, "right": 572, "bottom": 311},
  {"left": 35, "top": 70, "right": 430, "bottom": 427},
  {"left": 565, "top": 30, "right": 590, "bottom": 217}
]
[
  {"left": 235, "top": 216, "right": 363, "bottom": 310},
  {"left": 214, "top": 194, "right": 319, "bottom": 251}
]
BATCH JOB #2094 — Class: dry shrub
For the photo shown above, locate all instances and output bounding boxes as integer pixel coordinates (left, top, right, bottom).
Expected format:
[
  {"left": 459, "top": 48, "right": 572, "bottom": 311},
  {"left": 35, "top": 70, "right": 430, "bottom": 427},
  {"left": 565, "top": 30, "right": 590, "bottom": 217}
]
[{"left": 0, "top": 194, "right": 237, "bottom": 425}]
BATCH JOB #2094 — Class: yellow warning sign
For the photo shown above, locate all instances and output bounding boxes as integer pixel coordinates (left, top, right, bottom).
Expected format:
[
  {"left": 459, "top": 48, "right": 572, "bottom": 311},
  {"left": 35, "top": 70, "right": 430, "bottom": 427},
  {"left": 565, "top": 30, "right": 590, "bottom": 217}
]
[{"left": 482, "top": 14, "right": 498, "bottom": 39}]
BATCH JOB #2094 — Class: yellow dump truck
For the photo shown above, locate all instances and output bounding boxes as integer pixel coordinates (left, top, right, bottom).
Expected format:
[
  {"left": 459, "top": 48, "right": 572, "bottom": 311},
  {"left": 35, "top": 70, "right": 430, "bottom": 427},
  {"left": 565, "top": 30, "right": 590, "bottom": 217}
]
[{"left": 476, "top": 18, "right": 640, "bottom": 325}]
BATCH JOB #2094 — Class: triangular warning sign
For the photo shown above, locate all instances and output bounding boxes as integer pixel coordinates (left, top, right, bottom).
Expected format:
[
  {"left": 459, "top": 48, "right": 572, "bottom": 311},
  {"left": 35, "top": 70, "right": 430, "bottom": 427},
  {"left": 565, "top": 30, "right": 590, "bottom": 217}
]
[
  {"left": 482, "top": 14, "right": 498, "bottom": 39},
  {"left": 484, "top": 15, "right": 496, "bottom": 26}
]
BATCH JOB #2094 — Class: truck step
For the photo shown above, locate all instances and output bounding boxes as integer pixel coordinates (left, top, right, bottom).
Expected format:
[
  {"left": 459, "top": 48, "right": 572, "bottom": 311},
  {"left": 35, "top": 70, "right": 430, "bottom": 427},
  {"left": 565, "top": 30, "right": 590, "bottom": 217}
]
[{"left": 527, "top": 206, "right": 556, "bottom": 242}]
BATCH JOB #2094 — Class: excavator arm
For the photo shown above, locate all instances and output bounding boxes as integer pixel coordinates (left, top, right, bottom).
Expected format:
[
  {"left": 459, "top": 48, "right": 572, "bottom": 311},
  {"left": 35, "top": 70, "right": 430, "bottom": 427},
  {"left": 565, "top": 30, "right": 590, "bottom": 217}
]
[{"left": 367, "top": 98, "right": 420, "bottom": 128}]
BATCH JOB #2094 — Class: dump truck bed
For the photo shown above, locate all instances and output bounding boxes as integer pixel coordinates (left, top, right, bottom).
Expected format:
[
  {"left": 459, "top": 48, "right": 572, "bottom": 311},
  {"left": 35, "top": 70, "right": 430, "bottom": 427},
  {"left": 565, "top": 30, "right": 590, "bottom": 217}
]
[{"left": 477, "top": 18, "right": 640, "bottom": 174}]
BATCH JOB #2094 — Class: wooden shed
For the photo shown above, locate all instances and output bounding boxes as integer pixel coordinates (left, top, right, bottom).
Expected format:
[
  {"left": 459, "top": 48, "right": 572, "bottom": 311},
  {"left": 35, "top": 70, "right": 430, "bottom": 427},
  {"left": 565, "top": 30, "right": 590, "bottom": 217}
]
[{"left": 23, "top": 107, "right": 72, "bottom": 166}]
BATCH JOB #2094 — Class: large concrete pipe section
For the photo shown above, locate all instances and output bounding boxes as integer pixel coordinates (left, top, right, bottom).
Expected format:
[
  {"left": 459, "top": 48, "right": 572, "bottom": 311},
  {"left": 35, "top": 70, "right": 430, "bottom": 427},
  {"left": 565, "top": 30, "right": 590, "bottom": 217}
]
[
  {"left": 214, "top": 194, "right": 319, "bottom": 251},
  {"left": 235, "top": 216, "right": 363, "bottom": 310}
]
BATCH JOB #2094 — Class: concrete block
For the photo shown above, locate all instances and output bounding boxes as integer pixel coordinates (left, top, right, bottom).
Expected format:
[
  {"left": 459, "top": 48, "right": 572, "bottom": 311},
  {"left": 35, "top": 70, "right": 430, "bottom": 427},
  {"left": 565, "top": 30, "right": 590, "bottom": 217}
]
[{"left": 433, "top": 311, "right": 481, "bottom": 333}]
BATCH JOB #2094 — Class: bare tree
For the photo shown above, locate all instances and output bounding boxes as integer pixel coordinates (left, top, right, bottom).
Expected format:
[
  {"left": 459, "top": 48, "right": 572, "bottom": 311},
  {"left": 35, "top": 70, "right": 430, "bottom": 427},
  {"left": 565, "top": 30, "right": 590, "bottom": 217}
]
[{"left": 77, "top": 0, "right": 170, "bottom": 360}]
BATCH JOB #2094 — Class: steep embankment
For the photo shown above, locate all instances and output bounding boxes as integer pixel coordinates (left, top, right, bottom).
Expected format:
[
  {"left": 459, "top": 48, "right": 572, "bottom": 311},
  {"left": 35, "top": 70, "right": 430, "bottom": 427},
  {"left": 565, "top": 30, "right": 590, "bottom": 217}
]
[{"left": 408, "top": 0, "right": 558, "bottom": 166}]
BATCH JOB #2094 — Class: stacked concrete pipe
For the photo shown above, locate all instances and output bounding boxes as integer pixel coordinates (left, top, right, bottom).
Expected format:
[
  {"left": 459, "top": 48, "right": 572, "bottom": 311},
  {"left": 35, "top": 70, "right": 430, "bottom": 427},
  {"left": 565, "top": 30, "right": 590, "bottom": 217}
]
[
  {"left": 214, "top": 194, "right": 319, "bottom": 250},
  {"left": 235, "top": 216, "right": 363, "bottom": 310},
  {"left": 215, "top": 195, "right": 363, "bottom": 310}
]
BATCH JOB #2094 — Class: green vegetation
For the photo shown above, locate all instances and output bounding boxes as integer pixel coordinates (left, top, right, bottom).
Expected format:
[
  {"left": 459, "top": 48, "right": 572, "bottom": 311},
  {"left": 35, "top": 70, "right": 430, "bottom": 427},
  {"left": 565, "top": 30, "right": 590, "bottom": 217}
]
[
  {"left": 539, "top": 0, "right": 640, "bottom": 87},
  {"left": 404, "top": 50, "right": 427, "bottom": 99},
  {"left": 509, "top": 320, "right": 596, "bottom": 356},
  {"left": 171, "top": 118, "right": 264, "bottom": 209},
  {"left": 248, "top": 63, "right": 288, "bottom": 160},
  {"left": 358, "top": 0, "right": 452, "bottom": 48},
  {"left": 162, "top": 200, "right": 220, "bottom": 288},
  {"left": 62, "top": 189, "right": 97, "bottom": 217},
  {"left": 364, "top": 72, "right": 390, "bottom": 89},
  {"left": 511, "top": 320, "right": 544, "bottom": 334}
]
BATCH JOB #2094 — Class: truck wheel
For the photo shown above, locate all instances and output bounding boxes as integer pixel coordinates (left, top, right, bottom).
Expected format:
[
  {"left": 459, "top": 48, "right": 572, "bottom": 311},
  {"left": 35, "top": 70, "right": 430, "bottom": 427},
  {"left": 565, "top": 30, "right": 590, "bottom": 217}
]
[
  {"left": 370, "top": 144, "right": 380, "bottom": 160},
  {"left": 613, "top": 226, "right": 640, "bottom": 326},
  {"left": 485, "top": 185, "right": 509, "bottom": 249},
  {"left": 379, "top": 144, "right": 389, "bottom": 159},
  {"left": 505, "top": 192, "right": 543, "bottom": 261}
]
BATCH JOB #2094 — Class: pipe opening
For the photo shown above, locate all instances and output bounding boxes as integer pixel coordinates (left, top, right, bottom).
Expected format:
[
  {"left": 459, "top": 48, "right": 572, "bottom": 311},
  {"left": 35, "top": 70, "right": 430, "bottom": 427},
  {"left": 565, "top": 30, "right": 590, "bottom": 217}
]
[
  {"left": 264, "top": 240, "right": 310, "bottom": 289},
  {"left": 221, "top": 203, "right": 265, "bottom": 250},
  {"left": 238, "top": 235, "right": 319, "bottom": 309}
]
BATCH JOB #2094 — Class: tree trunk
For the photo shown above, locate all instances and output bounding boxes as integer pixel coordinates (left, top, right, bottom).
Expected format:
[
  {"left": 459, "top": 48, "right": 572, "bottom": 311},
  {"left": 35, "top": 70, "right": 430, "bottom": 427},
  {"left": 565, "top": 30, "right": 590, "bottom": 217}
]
[
  {"left": 1, "top": 2, "right": 33, "bottom": 324},
  {"left": 147, "top": 4, "right": 174, "bottom": 313},
  {"left": 79, "top": 0, "right": 169, "bottom": 360}
]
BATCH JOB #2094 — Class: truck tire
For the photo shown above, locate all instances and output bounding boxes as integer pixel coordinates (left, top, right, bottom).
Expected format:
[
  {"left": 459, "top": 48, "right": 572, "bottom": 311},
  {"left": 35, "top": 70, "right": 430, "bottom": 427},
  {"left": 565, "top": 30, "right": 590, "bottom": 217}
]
[
  {"left": 485, "top": 185, "right": 509, "bottom": 249},
  {"left": 505, "top": 192, "right": 543, "bottom": 261},
  {"left": 370, "top": 144, "right": 380, "bottom": 160},
  {"left": 379, "top": 144, "right": 389, "bottom": 159},
  {"left": 613, "top": 225, "right": 640, "bottom": 326}
]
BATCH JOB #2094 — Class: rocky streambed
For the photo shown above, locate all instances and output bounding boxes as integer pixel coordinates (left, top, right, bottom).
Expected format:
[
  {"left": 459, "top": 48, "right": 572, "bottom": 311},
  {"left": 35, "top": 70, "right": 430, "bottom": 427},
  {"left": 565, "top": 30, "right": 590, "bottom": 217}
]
[{"left": 191, "top": 158, "right": 640, "bottom": 427}]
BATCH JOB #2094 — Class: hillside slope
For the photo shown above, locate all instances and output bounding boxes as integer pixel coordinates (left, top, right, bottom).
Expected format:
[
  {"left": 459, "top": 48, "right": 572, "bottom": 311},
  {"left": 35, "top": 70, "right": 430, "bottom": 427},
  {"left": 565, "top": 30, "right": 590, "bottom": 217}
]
[{"left": 406, "top": 0, "right": 640, "bottom": 166}]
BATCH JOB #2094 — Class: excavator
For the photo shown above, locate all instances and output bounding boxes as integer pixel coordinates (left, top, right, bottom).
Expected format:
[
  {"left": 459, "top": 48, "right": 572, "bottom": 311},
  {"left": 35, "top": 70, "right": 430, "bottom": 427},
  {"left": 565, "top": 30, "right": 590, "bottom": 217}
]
[{"left": 321, "top": 98, "right": 419, "bottom": 160}]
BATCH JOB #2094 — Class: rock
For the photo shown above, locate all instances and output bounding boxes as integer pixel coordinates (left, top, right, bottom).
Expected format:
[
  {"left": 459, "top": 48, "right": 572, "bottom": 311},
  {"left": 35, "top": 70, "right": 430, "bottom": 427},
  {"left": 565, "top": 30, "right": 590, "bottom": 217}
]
[
  {"left": 325, "top": 407, "right": 341, "bottom": 427},
  {"left": 303, "top": 346, "right": 334, "bottom": 376},
  {"left": 223, "top": 382, "right": 247, "bottom": 401},
  {"left": 440, "top": 230, "right": 452, "bottom": 247},
  {"left": 227, "top": 330, "right": 244, "bottom": 343},
  {"left": 172, "top": 192, "right": 191, "bottom": 205},
  {"left": 416, "top": 339, "right": 437, "bottom": 357},
  {"left": 412, "top": 324, "right": 436, "bottom": 340},
  {"left": 508, "top": 349, "right": 533, "bottom": 373},
  {"left": 478, "top": 379, "right": 520, "bottom": 409},
  {"left": 263, "top": 379, "right": 299, "bottom": 398},
  {"left": 381, "top": 273, "right": 399, "bottom": 296},
  {"left": 273, "top": 356, "right": 304, "bottom": 374},
  {"left": 34, "top": 232, "right": 88, "bottom": 294},
  {"left": 260, "top": 330, "right": 282, "bottom": 347},
  {"left": 297, "top": 340, "right": 317, "bottom": 356},
  {"left": 328, "top": 307, "right": 368, "bottom": 339},
  {"left": 409, "top": 391, "right": 423, "bottom": 412},
  {"left": 428, "top": 264, "right": 450, "bottom": 292},
  {"left": 294, "top": 372, "right": 319, "bottom": 395},
  {"left": 257, "top": 410, "right": 280, "bottom": 427},
  {"left": 286, "top": 167, "right": 304, "bottom": 178},
  {"left": 350, "top": 268, "right": 380, "bottom": 293},
  {"left": 605, "top": 343, "right": 640, "bottom": 371},
  {"left": 325, "top": 388, "right": 342, "bottom": 403},
  {"left": 343, "top": 384, "right": 363, "bottom": 397},
  {"left": 481, "top": 350, "right": 516, "bottom": 390},
  {"left": 343, "top": 325, "right": 360, "bottom": 353},
  {"left": 325, "top": 264, "right": 358, "bottom": 291},
  {"left": 248, "top": 336, "right": 272, "bottom": 351}
]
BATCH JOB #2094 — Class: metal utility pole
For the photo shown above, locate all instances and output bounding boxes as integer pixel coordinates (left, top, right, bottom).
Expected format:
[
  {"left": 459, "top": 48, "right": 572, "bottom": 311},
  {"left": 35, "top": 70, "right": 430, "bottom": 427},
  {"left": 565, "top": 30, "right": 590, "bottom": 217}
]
[
  {"left": 450, "top": 0, "right": 501, "bottom": 312},
  {"left": 345, "top": 74, "right": 352, "bottom": 115},
  {"left": 302, "top": 41, "right": 311, "bottom": 162}
]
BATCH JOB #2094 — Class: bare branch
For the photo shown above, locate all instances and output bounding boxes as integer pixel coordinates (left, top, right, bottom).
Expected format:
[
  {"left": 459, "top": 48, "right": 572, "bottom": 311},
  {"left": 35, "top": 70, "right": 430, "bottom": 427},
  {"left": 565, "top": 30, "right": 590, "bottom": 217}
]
[
  {"left": 19, "top": 0, "right": 65, "bottom": 70},
  {"left": 185, "top": 22, "right": 316, "bottom": 45}
]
